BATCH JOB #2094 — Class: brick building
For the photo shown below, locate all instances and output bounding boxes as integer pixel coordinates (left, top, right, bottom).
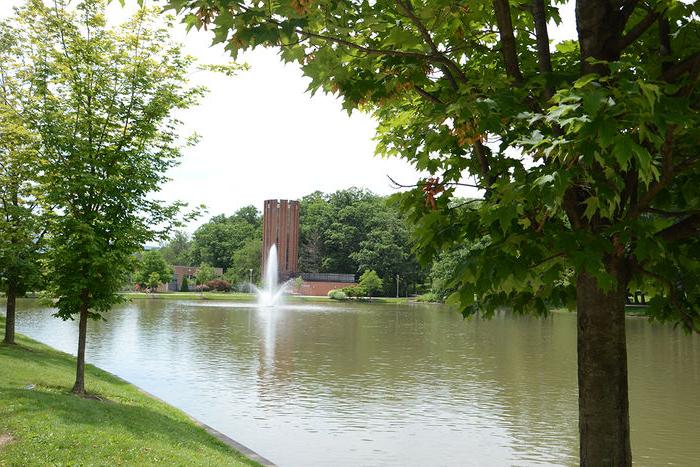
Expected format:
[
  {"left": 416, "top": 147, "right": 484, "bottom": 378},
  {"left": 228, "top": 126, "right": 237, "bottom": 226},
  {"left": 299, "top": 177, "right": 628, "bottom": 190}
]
[
  {"left": 294, "top": 273, "right": 356, "bottom": 296},
  {"left": 262, "top": 199, "right": 356, "bottom": 296},
  {"left": 262, "top": 199, "right": 300, "bottom": 282}
]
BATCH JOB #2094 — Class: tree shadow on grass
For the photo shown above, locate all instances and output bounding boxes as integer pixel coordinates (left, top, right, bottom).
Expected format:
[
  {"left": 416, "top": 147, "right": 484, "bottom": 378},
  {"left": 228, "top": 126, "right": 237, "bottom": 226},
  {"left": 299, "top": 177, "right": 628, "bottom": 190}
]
[
  {"left": 0, "top": 341, "right": 131, "bottom": 389},
  {"left": 3, "top": 387, "right": 239, "bottom": 458}
]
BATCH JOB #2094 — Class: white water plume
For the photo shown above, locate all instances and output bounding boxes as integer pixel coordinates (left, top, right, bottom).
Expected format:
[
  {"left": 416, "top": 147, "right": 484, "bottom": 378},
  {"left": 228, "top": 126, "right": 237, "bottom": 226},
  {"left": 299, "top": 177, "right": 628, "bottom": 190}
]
[{"left": 254, "top": 244, "right": 291, "bottom": 307}]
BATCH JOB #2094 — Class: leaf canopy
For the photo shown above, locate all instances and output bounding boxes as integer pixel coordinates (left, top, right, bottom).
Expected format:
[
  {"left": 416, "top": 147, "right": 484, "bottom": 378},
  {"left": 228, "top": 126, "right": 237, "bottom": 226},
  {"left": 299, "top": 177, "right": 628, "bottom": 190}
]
[{"left": 166, "top": 0, "right": 699, "bottom": 330}]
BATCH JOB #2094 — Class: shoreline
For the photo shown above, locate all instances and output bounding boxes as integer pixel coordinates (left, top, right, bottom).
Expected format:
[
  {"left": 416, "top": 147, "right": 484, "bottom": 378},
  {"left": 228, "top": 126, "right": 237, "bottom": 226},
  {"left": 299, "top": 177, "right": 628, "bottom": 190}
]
[
  {"left": 119, "top": 292, "right": 412, "bottom": 304},
  {"left": 0, "top": 319, "right": 274, "bottom": 466},
  {"left": 131, "top": 386, "right": 276, "bottom": 467}
]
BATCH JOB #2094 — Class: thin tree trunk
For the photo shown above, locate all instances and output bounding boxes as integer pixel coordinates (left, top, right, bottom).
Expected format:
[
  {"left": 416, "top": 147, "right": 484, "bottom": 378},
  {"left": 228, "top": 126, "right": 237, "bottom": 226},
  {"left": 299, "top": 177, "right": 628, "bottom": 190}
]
[
  {"left": 72, "top": 293, "right": 89, "bottom": 395},
  {"left": 3, "top": 277, "right": 17, "bottom": 345},
  {"left": 576, "top": 268, "right": 632, "bottom": 466}
]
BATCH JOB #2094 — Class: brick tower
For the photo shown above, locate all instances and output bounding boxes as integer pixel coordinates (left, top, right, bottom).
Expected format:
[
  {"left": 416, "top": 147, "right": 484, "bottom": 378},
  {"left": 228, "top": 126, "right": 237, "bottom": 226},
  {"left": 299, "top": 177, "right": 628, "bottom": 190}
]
[{"left": 262, "top": 199, "right": 300, "bottom": 281}]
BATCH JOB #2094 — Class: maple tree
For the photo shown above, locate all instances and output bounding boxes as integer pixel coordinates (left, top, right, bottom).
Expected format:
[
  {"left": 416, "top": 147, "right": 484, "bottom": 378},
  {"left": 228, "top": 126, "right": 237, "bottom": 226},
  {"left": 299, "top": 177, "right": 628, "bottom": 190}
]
[{"left": 181, "top": 0, "right": 699, "bottom": 463}]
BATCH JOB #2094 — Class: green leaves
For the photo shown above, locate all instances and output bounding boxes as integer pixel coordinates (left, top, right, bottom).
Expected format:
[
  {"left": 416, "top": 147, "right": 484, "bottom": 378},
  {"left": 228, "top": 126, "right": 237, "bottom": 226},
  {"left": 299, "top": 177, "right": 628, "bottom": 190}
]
[
  {"left": 163, "top": 0, "right": 700, "bottom": 329},
  {"left": 574, "top": 73, "right": 600, "bottom": 89},
  {"left": 189, "top": 208, "right": 261, "bottom": 270},
  {"left": 3, "top": 0, "right": 208, "bottom": 320},
  {"left": 0, "top": 106, "right": 45, "bottom": 297},
  {"left": 135, "top": 250, "right": 173, "bottom": 288}
]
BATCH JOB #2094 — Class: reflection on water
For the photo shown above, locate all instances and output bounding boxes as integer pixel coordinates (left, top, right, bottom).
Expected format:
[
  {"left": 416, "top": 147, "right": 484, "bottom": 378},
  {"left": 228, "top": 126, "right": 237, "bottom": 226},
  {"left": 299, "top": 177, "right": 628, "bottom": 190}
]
[{"left": 12, "top": 299, "right": 700, "bottom": 466}]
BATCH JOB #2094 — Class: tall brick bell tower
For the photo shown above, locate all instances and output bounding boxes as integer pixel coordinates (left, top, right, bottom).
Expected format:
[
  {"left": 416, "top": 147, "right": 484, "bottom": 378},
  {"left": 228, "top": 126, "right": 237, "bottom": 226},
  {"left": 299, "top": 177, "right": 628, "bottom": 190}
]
[{"left": 262, "top": 199, "right": 300, "bottom": 282}]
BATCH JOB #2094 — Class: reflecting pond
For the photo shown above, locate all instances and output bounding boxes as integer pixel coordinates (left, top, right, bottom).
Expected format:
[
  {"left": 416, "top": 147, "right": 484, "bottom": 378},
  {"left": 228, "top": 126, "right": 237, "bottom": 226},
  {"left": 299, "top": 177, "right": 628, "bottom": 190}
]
[{"left": 12, "top": 299, "right": 700, "bottom": 466}]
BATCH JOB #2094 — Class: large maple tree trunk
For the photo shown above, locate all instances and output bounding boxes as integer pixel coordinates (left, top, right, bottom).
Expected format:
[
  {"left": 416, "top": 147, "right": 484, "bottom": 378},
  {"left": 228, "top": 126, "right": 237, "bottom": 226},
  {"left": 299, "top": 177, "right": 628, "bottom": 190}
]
[
  {"left": 3, "top": 278, "right": 17, "bottom": 345},
  {"left": 576, "top": 267, "right": 632, "bottom": 466},
  {"left": 71, "top": 294, "right": 89, "bottom": 395}
]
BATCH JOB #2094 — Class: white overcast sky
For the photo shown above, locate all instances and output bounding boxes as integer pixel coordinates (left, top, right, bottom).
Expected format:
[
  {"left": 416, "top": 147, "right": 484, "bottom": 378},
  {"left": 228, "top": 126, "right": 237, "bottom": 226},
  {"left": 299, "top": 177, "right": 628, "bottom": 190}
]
[{"left": 1, "top": 0, "right": 576, "bottom": 231}]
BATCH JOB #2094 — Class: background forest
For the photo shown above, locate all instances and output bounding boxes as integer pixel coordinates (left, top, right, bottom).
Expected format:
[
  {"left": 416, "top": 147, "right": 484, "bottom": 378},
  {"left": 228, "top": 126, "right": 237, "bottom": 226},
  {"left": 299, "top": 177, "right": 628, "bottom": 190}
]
[{"left": 153, "top": 187, "right": 462, "bottom": 298}]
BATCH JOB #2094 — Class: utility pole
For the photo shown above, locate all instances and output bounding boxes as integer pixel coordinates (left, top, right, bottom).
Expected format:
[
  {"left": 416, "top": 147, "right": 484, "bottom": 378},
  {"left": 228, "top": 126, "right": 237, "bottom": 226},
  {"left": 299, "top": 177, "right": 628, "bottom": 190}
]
[{"left": 396, "top": 274, "right": 400, "bottom": 298}]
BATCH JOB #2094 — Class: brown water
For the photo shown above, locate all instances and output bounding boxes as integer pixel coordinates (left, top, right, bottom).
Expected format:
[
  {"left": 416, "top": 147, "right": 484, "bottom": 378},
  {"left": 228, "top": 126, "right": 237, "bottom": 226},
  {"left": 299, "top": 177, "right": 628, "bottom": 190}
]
[{"left": 11, "top": 299, "right": 700, "bottom": 466}]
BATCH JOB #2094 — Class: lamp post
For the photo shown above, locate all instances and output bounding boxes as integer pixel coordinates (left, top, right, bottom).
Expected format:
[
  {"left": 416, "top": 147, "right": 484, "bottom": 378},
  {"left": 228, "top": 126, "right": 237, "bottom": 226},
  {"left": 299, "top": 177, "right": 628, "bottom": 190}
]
[
  {"left": 249, "top": 268, "right": 253, "bottom": 294},
  {"left": 396, "top": 274, "right": 400, "bottom": 298}
]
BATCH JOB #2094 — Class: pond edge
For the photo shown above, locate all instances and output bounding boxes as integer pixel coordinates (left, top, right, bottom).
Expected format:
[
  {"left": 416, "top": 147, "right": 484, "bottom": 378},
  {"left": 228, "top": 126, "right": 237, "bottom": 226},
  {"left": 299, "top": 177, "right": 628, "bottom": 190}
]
[{"left": 132, "top": 385, "right": 277, "bottom": 467}]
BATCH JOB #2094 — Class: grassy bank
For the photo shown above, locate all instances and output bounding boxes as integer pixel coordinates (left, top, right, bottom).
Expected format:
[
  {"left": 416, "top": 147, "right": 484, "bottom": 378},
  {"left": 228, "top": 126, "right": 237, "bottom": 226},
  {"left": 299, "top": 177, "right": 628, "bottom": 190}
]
[
  {"left": 0, "top": 318, "right": 258, "bottom": 466},
  {"left": 121, "top": 292, "right": 410, "bottom": 304},
  {"left": 122, "top": 292, "right": 258, "bottom": 301}
]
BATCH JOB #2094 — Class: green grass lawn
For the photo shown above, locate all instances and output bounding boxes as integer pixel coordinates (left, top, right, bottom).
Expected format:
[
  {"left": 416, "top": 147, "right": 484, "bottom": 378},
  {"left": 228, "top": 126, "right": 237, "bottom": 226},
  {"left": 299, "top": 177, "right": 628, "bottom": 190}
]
[
  {"left": 0, "top": 318, "right": 258, "bottom": 466},
  {"left": 121, "top": 291, "right": 410, "bottom": 304},
  {"left": 122, "top": 292, "right": 259, "bottom": 301}
]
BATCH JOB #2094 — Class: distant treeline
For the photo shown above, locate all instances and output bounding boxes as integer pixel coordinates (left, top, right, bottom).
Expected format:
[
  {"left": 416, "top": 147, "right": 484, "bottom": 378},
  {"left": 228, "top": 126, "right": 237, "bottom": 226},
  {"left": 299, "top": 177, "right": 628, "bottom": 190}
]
[{"left": 155, "top": 188, "right": 465, "bottom": 297}]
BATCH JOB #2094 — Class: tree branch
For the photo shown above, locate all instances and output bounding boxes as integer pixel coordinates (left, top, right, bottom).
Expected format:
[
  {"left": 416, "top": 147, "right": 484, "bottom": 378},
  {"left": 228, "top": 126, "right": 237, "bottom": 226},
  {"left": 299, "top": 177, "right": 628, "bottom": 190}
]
[
  {"left": 395, "top": 0, "right": 468, "bottom": 85},
  {"left": 239, "top": 3, "right": 440, "bottom": 67},
  {"left": 531, "top": 0, "right": 553, "bottom": 98},
  {"left": 414, "top": 85, "right": 443, "bottom": 104},
  {"left": 635, "top": 265, "right": 699, "bottom": 333},
  {"left": 396, "top": 0, "right": 439, "bottom": 51},
  {"left": 492, "top": 0, "right": 523, "bottom": 83},
  {"left": 619, "top": 0, "right": 641, "bottom": 28},
  {"left": 615, "top": 8, "right": 663, "bottom": 53},
  {"left": 645, "top": 208, "right": 700, "bottom": 218},
  {"left": 472, "top": 140, "right": 495, "bottom": 189},
  {"left": 530, "top": 252, "right": 565, "bottom": 269},
  {"left": 564, "top": 187, "right": 584, "bottom": 230},
  {"left": 663, "top": 51, "right": 700, "bottom": 82},
  {"left": 656, "top": 214, "right": 700, "bottom": 243},
  {"left": 658, "top": 17, "right": 672, "bottom": 73},
  {"left": 387, "top": 175, "right": 482, "bottom": 190},
  {"left": 299, "top": 29, "right": 431, "bottom": 61}
]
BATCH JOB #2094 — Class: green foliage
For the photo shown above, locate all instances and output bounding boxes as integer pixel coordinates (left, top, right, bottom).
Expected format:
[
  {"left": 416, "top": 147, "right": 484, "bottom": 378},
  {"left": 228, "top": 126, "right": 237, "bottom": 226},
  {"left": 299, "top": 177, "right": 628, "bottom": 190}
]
[
  {"left": 359, "top": 270, "right": 383, "bottom": 298},
  {"left": 228, "top": 238, "right": 261, "bottom": 285},
  {"left": 165, "top": 3, "right": 700, "bottom": 455},
  {"left": 135, "top": 250, "right": 173, "bottom": 289},
  {"left": 327, "top": 289, "right": 347, "bottom": 300},
  {"left": 194, "top": 263, "right": 217, "bottom": 285},
  {"left": 415, "top": 292, "right": 443, "bottom": 303},
  {"left": 0, "top": 23, "right": 47, "bottom": 302},
  {"left": 166, "top": 0, "right": 700, "bottom": 332},
  {"left": 147, "top": 272, "right": 163, "bottom": 291},
  {"left": 2, "top": 0, "right": 205, "bottom": 323},
  {"left": 206, "top": 279, "right": 231, "bottom": 292},
  {"left": 189, "top": 207, "right": 261, "bottom": 270},
  {"left": 0, "top": 100, "right": 44, "bottom": 299},
  {"left": 299, "top": 188, "right": 427, "bottom": 295},
  {"left": 160, "top": 231, "right": 193, "bottom": 266},
  {"left": 292, "top": 276, "right": 304, "bottom": 293},
  {"left": 161, "top": 189, "right": 425, "bottom": 294},
  {"left": 427, "top": 235, "right": 483, "bottom": 301},
  {"left": 180, "top": 275, "right": 189, "bottom": 292},
  {"left": 341, "top": 285, "right": 366, "bottom": 299}
]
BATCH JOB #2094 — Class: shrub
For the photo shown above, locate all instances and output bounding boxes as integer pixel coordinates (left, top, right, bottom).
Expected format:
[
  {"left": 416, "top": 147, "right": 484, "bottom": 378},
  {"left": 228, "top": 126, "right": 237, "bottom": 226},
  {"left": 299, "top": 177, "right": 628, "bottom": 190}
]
[
  {"left": 342, "top": 285, "right": 366, "bottom": 298},
  {"left": 206, "top": 279, "right": 231, "bottom": 292},
  {"left": 180, "top": 276, "right": 189, "bottom": 292},
  {"left": 328, "top": 289, "right": 347, "bottom": 300},
  {"left": 415, "top": 291, "right": 444, "bottom": 303},
  {"left": 293, "top": 276, "right": 304, "bottom": 292},
  {"left": 194, "top": 284, "right": 210, "bottom": 292},
  {"left": 358, "top": 270, "right": 383, "bottom": 298}
]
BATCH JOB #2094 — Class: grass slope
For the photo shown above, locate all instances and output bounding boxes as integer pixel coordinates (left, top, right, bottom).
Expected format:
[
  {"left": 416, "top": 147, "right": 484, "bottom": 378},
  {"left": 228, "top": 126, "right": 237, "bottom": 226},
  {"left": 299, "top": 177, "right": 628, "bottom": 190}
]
[{"left": 0, "top": 318, "right": 257, "bottom": 466}]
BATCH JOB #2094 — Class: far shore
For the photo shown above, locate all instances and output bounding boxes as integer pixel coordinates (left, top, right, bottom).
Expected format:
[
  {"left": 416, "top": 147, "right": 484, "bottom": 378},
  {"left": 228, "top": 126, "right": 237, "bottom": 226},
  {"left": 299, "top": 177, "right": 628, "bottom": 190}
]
[
  {"left": 120, "top": 291, "right": 412, "bottom": 304},
  {"left": 2, "top": 292, "right": 651, "bottom": 313}
]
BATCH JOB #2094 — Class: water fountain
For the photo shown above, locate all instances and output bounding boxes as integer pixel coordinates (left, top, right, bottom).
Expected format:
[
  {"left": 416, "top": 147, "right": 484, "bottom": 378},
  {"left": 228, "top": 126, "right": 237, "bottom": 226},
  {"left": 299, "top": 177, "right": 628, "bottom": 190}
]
[{"left": 255, "top": 244, "right": 291, "bottom": 307}]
